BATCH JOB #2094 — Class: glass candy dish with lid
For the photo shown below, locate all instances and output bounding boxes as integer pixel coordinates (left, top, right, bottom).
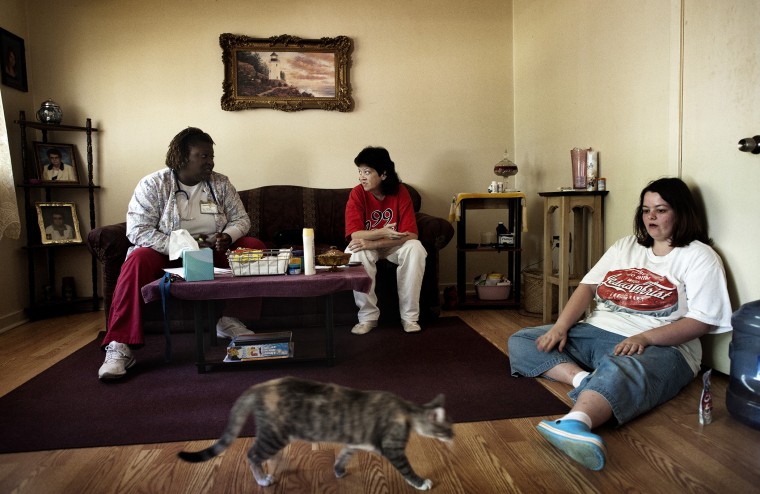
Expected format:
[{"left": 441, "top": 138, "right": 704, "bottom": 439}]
[
  {"left": 493, "top": 150, "right": 518, "bottom": 191},
  {"left": 316, "top": 246, "right": 352, "bottom": 271}
]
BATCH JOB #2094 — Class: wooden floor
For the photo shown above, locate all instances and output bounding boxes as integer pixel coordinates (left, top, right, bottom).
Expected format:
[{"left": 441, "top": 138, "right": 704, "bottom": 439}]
[{"left": 1, "top": 310, "right": 759, "bottom": 493}]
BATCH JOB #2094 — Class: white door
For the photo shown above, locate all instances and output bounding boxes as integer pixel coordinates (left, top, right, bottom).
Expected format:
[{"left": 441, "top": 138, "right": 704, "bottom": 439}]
[{"left": 681, "top": 0, "right": 760, "bottom": 372}]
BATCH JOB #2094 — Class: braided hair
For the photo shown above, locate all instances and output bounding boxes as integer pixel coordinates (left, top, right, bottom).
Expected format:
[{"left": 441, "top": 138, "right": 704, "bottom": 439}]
[{"left": 165, "top": 127, "right": 215, "bottom": 171}]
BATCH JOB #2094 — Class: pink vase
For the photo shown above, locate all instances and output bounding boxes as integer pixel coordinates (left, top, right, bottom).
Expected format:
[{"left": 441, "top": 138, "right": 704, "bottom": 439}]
[{"left": 571, "top": 148, "right": 588, "bottom": 189}]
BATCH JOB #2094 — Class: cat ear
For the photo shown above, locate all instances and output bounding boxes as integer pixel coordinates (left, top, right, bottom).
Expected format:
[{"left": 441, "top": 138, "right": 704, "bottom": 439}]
[
  {"left": 425, "top": 393, "right": 445, "bottom": 408},
  {"left": 425, "top": 394, "right": 446, "bottom": 422}
]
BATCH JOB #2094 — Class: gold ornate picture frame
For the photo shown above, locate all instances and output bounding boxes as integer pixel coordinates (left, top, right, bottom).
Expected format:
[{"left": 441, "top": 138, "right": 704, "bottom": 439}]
[
  {"left": 36, "top": 202, "right": 83, "bottom": 245},
  {"left": 220, "top": 33, "right": 354, "bottom": 112}
]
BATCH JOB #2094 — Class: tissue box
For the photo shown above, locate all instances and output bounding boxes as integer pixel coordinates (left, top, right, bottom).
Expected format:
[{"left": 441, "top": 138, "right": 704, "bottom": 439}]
[
  {"left": 183, "top": 248, "right": 214, "bottom": 281},
  {"left": 224, "top": 331, "right": 293, "bottom": 361}
]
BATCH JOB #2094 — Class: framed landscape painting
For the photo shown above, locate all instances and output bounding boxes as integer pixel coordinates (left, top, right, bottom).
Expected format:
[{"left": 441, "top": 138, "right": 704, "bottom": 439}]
[{"left": 220, "top": 33, "right": 354, "bottom": 112}]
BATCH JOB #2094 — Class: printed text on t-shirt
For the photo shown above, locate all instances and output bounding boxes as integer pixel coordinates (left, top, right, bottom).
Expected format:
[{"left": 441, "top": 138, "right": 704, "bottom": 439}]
[{"left": 366, "top": 208, "right": 394, "bottom": 230}]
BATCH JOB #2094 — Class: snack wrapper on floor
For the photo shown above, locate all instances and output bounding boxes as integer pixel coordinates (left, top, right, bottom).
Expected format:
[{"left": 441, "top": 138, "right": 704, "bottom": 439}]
[{"left": 699, "top": 369, "right": 713, "bottom": 425}]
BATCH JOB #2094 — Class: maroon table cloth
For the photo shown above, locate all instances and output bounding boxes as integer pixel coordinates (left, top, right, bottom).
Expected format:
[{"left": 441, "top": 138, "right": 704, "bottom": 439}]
[{"left": 142, "top": 266, "right": 372, "bottom": 303}]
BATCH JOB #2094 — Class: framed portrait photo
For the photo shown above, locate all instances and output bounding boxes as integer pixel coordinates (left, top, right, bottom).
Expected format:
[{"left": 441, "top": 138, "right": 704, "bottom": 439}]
[
  {"left": 220, "top": 33, "right": 354, "bottom": 112},
  {"left": 36, "top": 202, "right": 82, "bottom": 245},
  {"left": 33, "top": 142, "right": 80, "bottom": 184},
  {"left": 1, "top": 27, "right": 28, "bottom": 92}
]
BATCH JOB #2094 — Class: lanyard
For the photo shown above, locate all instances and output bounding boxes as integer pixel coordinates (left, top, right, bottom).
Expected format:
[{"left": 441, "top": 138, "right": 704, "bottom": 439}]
[{"left": 159, "top": 272, "right": 176, "bottom": 362}]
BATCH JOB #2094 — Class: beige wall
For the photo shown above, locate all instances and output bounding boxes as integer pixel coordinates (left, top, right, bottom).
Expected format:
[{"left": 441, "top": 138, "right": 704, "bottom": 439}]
[
  {"left": 513, "top": 0, "right": 676, "bottom": 263},
  {"left": 0, "top": 0, "right": 514, "bottom": 329},
  {"left": 25, "top": 0, "right": 514, "bottom": 223}
]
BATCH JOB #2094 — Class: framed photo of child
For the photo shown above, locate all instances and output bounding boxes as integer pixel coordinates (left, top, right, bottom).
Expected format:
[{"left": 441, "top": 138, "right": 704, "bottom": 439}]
[
  {"left": 33, "top": 142, "right": 80, "bottom": 184},
  {"left": 36, "top": 202, "right": 82, "bottom": 245}
]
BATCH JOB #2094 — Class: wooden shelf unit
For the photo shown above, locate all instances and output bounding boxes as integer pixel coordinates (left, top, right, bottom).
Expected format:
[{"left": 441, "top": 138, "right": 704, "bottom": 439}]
[
  {"left": 15, "top": 111, "right": 101, "bottom": 319},
  {"left": 454, "top": 193, "right": 525, "bottom": 309}
]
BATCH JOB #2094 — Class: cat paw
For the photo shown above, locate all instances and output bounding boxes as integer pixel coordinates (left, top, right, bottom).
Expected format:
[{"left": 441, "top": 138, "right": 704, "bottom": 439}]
[
  {"left": 334, "top": 468, "right": 347, "bottom": 478},
  {"left": 407, "top": 478, "right": 433, "bottom": 490},
  {"left": 255, "top": 474, "right": 274, "bottom": 487}
]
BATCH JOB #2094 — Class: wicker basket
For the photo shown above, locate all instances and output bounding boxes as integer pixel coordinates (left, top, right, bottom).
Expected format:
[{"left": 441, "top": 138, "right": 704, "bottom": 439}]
[
  {"left": 522, "top": 268, "right": 558, "bottom": 314},
  {"left": 227, "top": 248, "right": 291, "bottom": 276}
]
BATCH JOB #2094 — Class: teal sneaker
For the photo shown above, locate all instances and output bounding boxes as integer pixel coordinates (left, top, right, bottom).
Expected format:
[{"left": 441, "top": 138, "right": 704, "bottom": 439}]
[{"left": 536, "top": 419, "right": 607, "bottom": 471}]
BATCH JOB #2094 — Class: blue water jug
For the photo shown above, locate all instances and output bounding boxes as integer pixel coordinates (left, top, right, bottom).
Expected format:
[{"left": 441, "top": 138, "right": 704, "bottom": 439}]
[{"left": 727, "top": 300, "right": 760, "bottom": 430}]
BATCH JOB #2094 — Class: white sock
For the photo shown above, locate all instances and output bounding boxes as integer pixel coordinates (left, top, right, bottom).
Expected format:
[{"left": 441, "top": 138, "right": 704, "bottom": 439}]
[
  {"left": 561, "top": 411, "right": 592, "bottom": 428},
  {"left": 572, "top": 371, "right": 590, "bottom": 388}
]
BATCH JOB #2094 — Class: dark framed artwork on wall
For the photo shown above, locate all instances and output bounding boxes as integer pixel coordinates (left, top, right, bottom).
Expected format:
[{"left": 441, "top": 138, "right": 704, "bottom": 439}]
[
  {"left": 36, "top": 202, "right": 82, "bottom": 245},
  {"left": 220, "top": 33, "right": 354, "bottom": 112},
  {"left": 1, "top": 27, "right": 28, "bottom": 92},
  {"left": 32, "top": 142, "right": 80, "bottom": 184}
]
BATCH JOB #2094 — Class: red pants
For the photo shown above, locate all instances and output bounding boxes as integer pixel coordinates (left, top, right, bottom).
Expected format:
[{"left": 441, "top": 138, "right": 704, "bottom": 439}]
[{"left": 101, "top": 237, "right": 266, "bottom": 347}]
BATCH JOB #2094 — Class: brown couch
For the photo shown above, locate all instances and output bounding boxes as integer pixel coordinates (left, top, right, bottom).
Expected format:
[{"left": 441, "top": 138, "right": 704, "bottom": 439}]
[{"left": 87, "top": 183, "right": 454, "bottom": 331}]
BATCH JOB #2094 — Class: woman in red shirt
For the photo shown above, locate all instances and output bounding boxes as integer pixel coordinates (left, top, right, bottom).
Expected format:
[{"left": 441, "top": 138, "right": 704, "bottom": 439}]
[{"left": 344, "top": 147, "right": 427, "bottom": 334}]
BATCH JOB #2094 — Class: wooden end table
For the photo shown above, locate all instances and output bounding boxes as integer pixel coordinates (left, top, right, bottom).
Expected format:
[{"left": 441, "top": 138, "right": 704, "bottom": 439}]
[{"left": 538, "top": 190, "right": 607, "bottom": 323}]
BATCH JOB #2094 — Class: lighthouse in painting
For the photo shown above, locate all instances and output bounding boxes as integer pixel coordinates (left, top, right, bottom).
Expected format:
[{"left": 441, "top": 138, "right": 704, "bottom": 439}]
[{"left": 268, "top": 52, "right": 284, "bottom": 81}]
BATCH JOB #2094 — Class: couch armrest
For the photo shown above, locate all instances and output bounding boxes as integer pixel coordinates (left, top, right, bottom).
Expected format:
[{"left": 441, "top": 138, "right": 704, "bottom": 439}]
[
  {"left": 87, "top": 222, "right": 132, "bottom": 318},
  {"left": 415, "top": 212, "right": 455, "bottom": 251},
  {"left": 87, "top": 222, "right": 131, "bottom": 265}
]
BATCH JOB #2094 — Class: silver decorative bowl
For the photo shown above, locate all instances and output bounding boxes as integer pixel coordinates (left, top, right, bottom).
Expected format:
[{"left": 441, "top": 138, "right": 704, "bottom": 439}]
[{"left": 36, "top": 99, "right": 63, "bottom": 125}]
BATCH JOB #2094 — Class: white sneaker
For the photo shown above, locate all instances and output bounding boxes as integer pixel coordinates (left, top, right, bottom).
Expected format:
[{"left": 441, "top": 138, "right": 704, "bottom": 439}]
[
  {"left": 351, "top": 321, "right": 378, "bottom": 335},
  {"left": 98, "top": 342, "right": 136, "bottom": 380},
  {"left": 216, "top": 316, "right": 255, "bottom": 339},
  {"left": 402, "top": 320, "right": 421, "bottom": 333}
]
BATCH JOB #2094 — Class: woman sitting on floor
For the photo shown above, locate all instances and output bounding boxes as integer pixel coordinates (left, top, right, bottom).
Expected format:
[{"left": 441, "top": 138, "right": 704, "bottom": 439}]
[{"left": 508, "top": 177, "right": 732, "bottom": 470}]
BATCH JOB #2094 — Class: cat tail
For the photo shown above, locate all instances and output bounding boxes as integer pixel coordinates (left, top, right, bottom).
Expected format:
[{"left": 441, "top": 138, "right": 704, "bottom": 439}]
[{"left": 178, "top": 392, "right": 255, "bottom": 463}]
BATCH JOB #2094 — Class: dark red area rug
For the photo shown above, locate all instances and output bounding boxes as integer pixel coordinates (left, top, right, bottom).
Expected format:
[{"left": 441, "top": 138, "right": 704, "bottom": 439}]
[{"left": 0, "top": 317, "right": 567, "bottom": 453}]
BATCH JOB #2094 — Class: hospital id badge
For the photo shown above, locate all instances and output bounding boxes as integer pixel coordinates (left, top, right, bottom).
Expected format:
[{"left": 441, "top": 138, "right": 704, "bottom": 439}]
[{"left": 200, "top": 201, "right": 218, "bottom": 214}]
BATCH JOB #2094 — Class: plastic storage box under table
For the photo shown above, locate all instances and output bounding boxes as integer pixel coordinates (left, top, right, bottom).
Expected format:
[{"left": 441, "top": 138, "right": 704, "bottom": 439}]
[{"left": 475, "top": 283, "right": 512, "bottom": 300}]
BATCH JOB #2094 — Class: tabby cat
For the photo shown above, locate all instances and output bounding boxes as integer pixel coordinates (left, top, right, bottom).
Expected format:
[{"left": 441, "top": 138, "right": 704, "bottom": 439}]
[{"left": 178, "top": 376, "right": 453, "bottom": 490}]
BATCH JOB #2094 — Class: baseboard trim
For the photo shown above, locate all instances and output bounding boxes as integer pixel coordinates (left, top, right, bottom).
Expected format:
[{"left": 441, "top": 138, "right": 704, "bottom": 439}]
[{"left": 0, "top": 310, "right": 29, "bottom": 335}]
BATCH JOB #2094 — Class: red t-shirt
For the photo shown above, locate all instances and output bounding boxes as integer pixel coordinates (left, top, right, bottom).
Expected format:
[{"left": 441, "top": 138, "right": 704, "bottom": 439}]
[{"left": 345, "top": 184, "right": 418, "bottom": 240}]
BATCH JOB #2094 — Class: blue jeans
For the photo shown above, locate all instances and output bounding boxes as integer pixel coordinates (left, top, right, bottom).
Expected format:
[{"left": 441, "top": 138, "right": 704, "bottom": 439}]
[{"left": 508, "top": 323, "right": 694, "bottom": 425}]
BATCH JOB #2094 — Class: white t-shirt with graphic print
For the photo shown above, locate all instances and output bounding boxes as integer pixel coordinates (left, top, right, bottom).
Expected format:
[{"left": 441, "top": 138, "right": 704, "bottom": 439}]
[{"left": 580, "top": 235, "right": 732, "bottom": 374}]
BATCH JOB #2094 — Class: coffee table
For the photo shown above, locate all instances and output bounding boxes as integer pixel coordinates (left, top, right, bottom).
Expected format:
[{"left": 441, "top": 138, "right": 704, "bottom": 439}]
[{"left": 141, "top": 266, "right": 371, "bottom": 372}]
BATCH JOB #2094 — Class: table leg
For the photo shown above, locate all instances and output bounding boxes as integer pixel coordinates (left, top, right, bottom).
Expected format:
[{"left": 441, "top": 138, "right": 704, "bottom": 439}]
[
  {"left": 543, "top": 199, "right": 554, "bottom": 324},
  {"left": 324, "top": 293, "right": 335, "bottom": 366},
  {"left": 194, "top": 302, "right": 207, "bottom": 374},
  {"left": 208, "top": 302, "right": 218, "bottom": 348},
  {"left": 456, "top": 204, "right": 467, "bottom": 304},
  {"left": 558, "top": 196, "right": 571, "bottom": 314}
]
